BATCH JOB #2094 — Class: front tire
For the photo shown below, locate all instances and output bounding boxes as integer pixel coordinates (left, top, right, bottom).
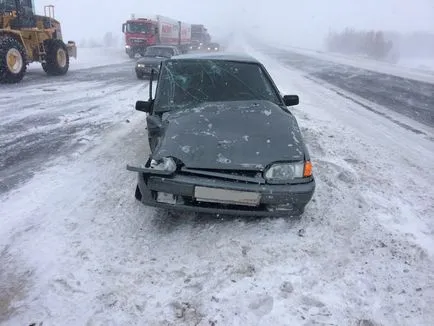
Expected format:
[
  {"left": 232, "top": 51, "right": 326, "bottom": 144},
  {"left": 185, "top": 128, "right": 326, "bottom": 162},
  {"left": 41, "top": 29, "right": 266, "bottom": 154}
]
[
  {"left": 0, "top": 36, "right": 27, "bottom": 84},
  {"left": 42, "top": 39, "right": 70, "bottom": 76}
]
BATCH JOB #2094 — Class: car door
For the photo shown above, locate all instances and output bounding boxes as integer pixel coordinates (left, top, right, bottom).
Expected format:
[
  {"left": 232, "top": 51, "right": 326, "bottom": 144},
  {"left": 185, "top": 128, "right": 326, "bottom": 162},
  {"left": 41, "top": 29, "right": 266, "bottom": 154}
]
[{"left": 146, "top": 65, "right": 165, "bottom": 151}]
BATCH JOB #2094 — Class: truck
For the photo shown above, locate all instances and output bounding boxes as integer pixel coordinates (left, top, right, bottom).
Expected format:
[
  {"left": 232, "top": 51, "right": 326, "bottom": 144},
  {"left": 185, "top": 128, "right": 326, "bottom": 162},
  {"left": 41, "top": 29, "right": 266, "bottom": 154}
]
[
  {"left": 0, "top": 1, "right": 76, "bottom": 83},
  {"left": 122, "top": 14, "right": 191, "bottom": 58},
  {"left": 190, "top": 24, "right": 211, "bottom": 50}
]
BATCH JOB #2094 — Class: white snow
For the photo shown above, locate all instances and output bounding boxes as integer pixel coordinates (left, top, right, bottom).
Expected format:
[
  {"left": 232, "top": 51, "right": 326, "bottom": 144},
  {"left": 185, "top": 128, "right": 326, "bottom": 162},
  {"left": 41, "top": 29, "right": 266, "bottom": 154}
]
[
  {"left": 1, "top": 42, "right": 434, "bottom": 326},
  {"left": 399, "top": 57, "right": 434, "bottom": 72},
  {"left": 181, "top": 145, "right": 191, "bottom": 153},
  {"left": 269, "top": 44, "right": 434, "bottom": 84},
  {"left": 27, "top": 46, "right": 131, "bottom": 71},
  {"left": 216, "top": 153, "right": 231, "bottom": 164}
]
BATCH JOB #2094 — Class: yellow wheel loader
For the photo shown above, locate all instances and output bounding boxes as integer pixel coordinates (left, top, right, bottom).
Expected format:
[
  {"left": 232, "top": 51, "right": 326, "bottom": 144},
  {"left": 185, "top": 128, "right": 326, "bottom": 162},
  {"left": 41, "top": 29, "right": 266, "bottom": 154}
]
[{"left": 0, "top": 0, "right": 77, "bottom": 83}]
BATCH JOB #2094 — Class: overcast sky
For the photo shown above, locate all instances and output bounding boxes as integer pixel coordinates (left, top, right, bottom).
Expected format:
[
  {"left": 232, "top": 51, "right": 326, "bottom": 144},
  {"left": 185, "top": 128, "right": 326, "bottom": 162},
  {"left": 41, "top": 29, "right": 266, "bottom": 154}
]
[{"left": 34, "top": 0, "right": 433, "bottom": 48}]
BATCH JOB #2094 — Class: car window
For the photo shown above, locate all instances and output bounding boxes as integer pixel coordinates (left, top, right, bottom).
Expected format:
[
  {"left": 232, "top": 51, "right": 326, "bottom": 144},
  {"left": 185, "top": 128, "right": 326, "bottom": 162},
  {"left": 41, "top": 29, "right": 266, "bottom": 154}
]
[{"left": 154, "top": 59, "right": 282, "bottom": 112}]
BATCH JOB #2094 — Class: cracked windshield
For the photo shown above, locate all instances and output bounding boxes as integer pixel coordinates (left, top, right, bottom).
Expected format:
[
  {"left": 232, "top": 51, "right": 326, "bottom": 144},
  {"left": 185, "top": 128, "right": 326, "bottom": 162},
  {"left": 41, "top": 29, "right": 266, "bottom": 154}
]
[{"left": 0, "top": 0, "right": 433, "bottom": 325}]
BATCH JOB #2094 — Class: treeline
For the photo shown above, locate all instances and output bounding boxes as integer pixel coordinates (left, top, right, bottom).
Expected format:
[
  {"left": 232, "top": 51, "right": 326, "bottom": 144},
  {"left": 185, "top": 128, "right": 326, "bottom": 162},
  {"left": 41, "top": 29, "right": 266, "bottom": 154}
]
[
  {"left": 385, "top": 31, "right": 434, "bottom": 57},
  {"left": 326, "top": 28, "right": 434, "bottom": 63},
  {"left": 325, "top": 28, "right": 395, "bottom": 61}
]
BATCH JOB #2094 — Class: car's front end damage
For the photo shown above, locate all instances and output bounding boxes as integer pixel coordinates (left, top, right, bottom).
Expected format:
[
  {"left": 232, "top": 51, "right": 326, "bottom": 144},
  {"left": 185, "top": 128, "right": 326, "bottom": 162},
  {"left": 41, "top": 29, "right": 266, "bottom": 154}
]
[
  {"left": 128, "top": 159, "right": 315, "bottom": 216},
  {"left": 127, "top": 100, "right": 316, "bottom": 217}
]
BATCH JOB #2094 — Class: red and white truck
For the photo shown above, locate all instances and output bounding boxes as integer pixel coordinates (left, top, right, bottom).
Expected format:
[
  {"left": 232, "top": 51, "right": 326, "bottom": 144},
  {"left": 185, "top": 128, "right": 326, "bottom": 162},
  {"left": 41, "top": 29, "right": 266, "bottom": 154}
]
[{"left": 122, "top": 14, "right": 191, "bottom": 58}]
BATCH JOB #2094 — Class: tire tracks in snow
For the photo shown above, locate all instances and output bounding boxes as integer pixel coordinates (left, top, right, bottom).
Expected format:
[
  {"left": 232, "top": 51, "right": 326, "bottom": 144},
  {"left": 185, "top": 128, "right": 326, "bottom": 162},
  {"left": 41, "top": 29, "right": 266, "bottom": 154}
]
[
  {"left": 0, "top": 62, "right": 148, "bottom": 194},
  {"left": 1, "top": 46, "right": 434, "bottom": 326},
  {"left": 258, "top": 45, "right": 434, "bottom": 132}
]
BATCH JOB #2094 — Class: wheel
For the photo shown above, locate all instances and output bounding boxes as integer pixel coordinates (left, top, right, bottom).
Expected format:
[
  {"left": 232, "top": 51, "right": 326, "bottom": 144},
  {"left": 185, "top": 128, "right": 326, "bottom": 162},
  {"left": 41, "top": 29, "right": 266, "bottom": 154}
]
[
  {"left": 128, "top": 51, "right": 135, "bottom": 59},
  {"left": 42, "top": 39, "right": 69, "bottom": 76},
  {"left": 136, "top": 72, "right": 144, "bottom": 79},
  {"left": 0, "top": 36, "right": 27, "bottom": 84}
]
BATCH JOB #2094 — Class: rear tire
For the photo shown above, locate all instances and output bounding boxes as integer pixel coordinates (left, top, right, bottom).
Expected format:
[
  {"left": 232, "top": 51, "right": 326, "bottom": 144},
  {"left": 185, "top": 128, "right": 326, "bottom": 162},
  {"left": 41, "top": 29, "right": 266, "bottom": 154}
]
[
  {"left": 0, "top": 36, "right": 27, "bottom": 84},
  {"left": 42, "top": 39, "right": 70, "bottom": 76}
]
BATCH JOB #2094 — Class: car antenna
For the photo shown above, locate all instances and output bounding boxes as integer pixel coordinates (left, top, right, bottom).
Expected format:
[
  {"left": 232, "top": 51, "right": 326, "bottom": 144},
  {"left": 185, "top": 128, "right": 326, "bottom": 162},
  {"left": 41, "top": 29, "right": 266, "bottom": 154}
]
[{"left": 148, "top": 69, "right": 154, "bottom": 101}]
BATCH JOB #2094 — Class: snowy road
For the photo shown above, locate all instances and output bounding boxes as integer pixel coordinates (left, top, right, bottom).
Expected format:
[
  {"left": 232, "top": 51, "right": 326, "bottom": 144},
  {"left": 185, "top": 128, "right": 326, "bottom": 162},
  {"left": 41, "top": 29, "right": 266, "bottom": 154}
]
[
  {"left": 0, "top": 63, "right": 148, "bottom": 194},
  {"left": 255, "top": 45, "right": 434, "bottom": 131},
  {"left": 1, "top": 43, "right": 434, "bottom": 326}
]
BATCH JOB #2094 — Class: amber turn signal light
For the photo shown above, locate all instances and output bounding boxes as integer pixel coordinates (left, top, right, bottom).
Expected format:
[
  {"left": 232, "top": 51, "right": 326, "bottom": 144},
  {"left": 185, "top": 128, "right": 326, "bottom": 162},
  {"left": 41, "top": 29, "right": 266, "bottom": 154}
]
[{"left": 303, "top": 161, "right": 312, "bottom": 177}]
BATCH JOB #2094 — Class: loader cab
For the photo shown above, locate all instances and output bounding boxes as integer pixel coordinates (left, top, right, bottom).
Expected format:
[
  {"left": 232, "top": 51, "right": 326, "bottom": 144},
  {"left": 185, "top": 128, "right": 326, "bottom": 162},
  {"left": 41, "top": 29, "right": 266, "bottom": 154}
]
[
  {"left": 1, "top": 0, "right": 37, "bottom": 28},
  {"left": 0, "top": 0, "right": 14, "bottom": 12},
  {"left": 0, "top": 0, "right": 35, "bottom": 15},
  {"left": 16, "top": 0, "right": 34, "bottom": 14}
]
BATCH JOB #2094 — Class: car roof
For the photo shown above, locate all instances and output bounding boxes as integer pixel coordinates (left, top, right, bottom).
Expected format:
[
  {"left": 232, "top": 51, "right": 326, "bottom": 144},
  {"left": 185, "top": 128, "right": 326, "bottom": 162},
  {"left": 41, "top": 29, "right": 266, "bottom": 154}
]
[{"left": 168, "top": 52, "right": 260, "bottom": 64}]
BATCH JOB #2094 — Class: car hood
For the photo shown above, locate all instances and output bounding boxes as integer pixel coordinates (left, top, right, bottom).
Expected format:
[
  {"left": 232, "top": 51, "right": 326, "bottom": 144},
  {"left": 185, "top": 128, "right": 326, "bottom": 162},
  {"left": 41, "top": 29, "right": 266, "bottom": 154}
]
[
  {"left": 137, "top": 57, "right": 166, "bottom": 65},
  {"left": 154, "top": 100, "right": 306, "bottom": 170}
]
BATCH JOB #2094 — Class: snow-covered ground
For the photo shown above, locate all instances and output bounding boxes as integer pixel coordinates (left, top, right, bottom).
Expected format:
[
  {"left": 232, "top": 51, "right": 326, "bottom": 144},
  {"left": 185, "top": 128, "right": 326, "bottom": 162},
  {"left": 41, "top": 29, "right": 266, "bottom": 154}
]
[
  {"left": 266, "top": 43, "right": 434, "bottom": 84},
  {"left": 399, "top": 57, "right": 434, "bottom": 72},
  {"left": 1, "top": 43, "right": 434, "bottom": 326},
  {"left": 28, "top": 46, "right": 131, "bottom": 71}
]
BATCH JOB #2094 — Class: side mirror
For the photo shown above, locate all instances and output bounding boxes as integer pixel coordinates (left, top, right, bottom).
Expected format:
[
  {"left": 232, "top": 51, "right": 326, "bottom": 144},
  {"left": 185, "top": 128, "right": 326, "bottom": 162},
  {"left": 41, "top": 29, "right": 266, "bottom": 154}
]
[
  {"left": 283, "top": 95, "right": 299, "bottom": 106},
  {"left": 122, "top": 23, "right": 126, "bottom": 33},
  {"left": 136, "top": 100, "right": 152, "bottom": 113}
]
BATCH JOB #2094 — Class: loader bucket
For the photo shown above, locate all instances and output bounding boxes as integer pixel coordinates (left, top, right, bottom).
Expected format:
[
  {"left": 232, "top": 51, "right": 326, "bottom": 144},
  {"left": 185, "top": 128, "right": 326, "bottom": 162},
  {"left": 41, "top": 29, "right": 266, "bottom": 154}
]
[{"left": 67, "top": 41, "right": 77, "bottom": 59}]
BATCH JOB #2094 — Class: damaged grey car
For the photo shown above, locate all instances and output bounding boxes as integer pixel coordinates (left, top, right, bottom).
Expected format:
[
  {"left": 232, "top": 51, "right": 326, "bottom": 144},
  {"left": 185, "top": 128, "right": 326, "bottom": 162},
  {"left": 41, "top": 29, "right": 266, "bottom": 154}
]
[{"left": 127, "top": 53, "right": 315, "bottom": 216}]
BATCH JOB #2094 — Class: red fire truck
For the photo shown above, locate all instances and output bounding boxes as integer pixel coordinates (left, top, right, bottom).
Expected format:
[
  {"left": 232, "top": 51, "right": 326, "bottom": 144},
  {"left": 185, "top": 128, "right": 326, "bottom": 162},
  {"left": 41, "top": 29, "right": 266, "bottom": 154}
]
[{"left": 122, "top": 14, "right": 191, "bottom": 58}]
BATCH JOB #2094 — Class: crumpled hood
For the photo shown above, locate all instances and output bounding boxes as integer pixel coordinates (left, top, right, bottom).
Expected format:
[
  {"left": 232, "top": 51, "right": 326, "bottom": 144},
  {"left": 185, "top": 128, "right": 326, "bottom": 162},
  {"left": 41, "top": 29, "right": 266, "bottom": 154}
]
[{"left": 153, "top": 100, "right": 306, "bottom": 170}]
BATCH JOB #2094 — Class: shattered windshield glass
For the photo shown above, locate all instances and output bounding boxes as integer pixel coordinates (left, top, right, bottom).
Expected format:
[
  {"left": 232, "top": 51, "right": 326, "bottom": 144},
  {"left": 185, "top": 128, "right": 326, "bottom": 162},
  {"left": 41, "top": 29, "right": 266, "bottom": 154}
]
[{"left": 154, "top": 59, "right": 282, "bottom": 112}]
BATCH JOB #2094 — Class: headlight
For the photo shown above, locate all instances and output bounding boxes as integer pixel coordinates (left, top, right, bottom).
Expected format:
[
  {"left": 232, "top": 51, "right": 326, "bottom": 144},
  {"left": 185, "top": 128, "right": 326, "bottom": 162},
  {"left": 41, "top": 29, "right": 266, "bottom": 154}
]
[
  {"left": 264, "top": 162, "right": 305, "bottom": 183},
  {"left": 137, "top": 63, "right": 145, "bottom": 68},
  {"left": 125, "top": 45, "right": 131, "bottom": 49},
  {"left": 150, "top": 157, "right": 177, "bottom": 172},
  {"left": 214, "top": 47, "right": 218, "bottom": 50},
  {"left": 207, "top": 47, "right": 211, "bottom": 50}
]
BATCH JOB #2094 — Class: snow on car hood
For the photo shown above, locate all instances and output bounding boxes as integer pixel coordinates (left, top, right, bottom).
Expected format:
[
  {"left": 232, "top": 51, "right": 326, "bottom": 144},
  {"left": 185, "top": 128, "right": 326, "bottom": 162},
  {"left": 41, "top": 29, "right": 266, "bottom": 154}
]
[{"left": 154, "top": 100, "right": 306, "bottom": 170}]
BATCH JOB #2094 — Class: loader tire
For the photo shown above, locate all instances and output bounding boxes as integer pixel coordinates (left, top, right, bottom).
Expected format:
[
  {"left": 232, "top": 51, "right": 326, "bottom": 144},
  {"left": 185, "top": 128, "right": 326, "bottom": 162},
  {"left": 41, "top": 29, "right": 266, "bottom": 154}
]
[
  {"left": 42, "top": 39, "right": 69, "bottom": 76},
  {"left": 0, "top": 36, "right": 27, "bottom": 84}
]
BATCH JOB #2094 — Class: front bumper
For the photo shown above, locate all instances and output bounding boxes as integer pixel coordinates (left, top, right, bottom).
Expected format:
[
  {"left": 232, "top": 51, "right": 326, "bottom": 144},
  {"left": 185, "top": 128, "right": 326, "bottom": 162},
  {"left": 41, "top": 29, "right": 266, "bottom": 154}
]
[{"left": 135, "top": 171, "right": 315, "bottom": 216}]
